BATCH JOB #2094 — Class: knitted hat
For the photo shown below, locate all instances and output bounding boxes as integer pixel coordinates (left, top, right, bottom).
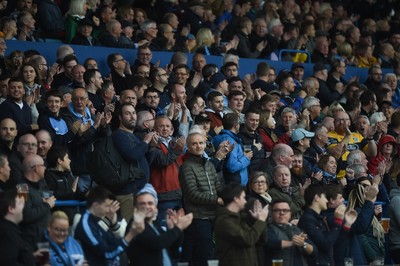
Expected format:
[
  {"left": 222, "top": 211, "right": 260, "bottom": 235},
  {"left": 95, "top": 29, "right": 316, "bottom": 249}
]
[{"left": 137, "top": 183, "right": 158, "bottom": 205}]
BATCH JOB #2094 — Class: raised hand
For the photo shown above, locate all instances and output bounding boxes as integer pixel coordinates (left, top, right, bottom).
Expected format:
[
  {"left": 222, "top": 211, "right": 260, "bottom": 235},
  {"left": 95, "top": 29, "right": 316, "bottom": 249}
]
[
  {"left": 249, "top": 200, "right": 269, "bottom": 221},
  {"left": 334, "top": 204, "right": 346, "bottom": 220},
  {"left": 364, "top": 183, "right": 379, "bottom": 202},
  {"left": 344, "top": 209, "right": 358, "bottom": 227},
  {"left": 106, "top": 200, "right": 120, "bottom": 225},
  {"left": 131, "top": 208, "right": 146, "bottom": 235}
]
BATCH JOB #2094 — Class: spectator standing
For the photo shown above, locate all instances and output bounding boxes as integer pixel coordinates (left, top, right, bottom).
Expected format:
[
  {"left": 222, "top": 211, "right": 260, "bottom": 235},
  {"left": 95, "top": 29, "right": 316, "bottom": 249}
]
[
  {"left": 20, "top": 154, "right": 56, "bottom": 251},
  {"left": 214, "top": 183, "right": 269, "bottom": 266},
  {"left": 65, "top": 0, "right": 88, "bottom": 43},
  {"left": 179, "top": 131, "right": 223, "bottom": 265}
]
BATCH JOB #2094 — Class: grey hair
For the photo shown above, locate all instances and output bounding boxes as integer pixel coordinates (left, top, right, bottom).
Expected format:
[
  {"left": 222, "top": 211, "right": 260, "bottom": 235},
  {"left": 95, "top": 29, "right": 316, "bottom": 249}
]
[
  {"left": 268, "top": 18, "right": 282, "bottom": 33},
  {"left": 280, "top": 107, "right": 296, "bottom": 117},
  {"left": 347, "top": 163, "right": 367, "bottom": 178},
  {"left": 302, "top": 96, "right": 320, "bottom": 110},
  {"left": 370, "top": 112, "right": 386, "bottom": 126},
  {"left": 384, "top": 73, "right": 396, "bottom": 82},
  {"left": 357, "top": 115, "right": 370, "bottom": 125},
  {"left": 347, "top": 150, "right": 364, "bottom": 165},
  {"left": 140, "top": 19, "right": 157, "bottom": 32}
]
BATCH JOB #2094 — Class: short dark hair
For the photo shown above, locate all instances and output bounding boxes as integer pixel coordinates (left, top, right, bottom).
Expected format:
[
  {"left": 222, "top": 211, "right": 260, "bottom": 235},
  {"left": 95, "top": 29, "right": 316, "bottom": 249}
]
[
  {"left": 62, "top": 54, "right": 78, "bottom": 67},
  {"left": 222, "top": 113, "right": 240, "bottom": 130},
  {"left": 271, "top": 198, "right": 291, "bottom": 209},
  {"left": 86, "top": 186, "right": 114, "bottom": 208},
  {"left": 83, "top": 69, "right": 100, "bottom": 85},
  {"left": 227, "top": 90, "right": 245, "bottom": 101},
  {"left": 0, "top": 188, "right": 17, "bottom": 218},
  {"left": 219, "top": 183, "right": 244, "bottom": 205},
  {"left": 143, "top": 87, "right": 160, "bottom": 98},
  {"left": 325, "top": 183, "right": 343, "bottom": 201},
  {"left": 207, "top": 90, "right": 223, "bottom": 102},
  {"left": 107, "top": 53, "right": 120, "bottom": 69},
  {"left": 304, "top": 184, "right": 325, "bottom": 207},
  {"left": 45, "top": 89, "right": 63, "bottom": 101},
  {"left": 46, "top": 146, "right": 68, "bottom": 168}
]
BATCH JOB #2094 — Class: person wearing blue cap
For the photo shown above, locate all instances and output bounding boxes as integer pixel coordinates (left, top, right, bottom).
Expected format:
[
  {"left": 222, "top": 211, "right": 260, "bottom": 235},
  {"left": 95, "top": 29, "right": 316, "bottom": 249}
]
[{"left": 127, "top": 183, "right": 193, "bottom": 266}]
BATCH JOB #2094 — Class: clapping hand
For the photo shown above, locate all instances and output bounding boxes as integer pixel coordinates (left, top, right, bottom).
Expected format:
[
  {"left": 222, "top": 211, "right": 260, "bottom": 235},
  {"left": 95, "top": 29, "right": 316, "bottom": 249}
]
[
  {"left": 131, "top": 208, "right": 146, "bottom": 235},
  {"left": 344, "top": 209, "right": 358, "bottom": 227},
  {"left": 249, "top": 200, "right": 269, "bottom": 222}
]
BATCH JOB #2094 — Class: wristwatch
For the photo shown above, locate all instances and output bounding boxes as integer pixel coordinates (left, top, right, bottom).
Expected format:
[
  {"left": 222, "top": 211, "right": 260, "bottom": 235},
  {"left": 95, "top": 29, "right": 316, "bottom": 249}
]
[{"left": 303, "top": 242, "right": 308, "bottom": 249}]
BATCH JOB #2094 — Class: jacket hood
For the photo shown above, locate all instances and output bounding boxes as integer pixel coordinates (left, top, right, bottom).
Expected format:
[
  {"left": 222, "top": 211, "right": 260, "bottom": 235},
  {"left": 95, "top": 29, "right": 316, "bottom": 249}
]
[{"left": 377, "top": 135, "right": 397, "bottom": 151}]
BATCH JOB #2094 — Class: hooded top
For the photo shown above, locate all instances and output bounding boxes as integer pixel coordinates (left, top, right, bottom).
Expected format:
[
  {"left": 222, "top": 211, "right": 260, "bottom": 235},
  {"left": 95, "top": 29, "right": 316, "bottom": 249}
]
[{"left": 368, "top": 135, "right": 397, "bottom": 176}]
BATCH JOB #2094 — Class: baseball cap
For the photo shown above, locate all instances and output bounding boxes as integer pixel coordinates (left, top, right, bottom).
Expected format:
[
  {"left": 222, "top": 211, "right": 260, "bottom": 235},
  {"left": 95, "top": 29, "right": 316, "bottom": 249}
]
[{"left": 291, "top": 128, "right": 315, "bottom": 142}]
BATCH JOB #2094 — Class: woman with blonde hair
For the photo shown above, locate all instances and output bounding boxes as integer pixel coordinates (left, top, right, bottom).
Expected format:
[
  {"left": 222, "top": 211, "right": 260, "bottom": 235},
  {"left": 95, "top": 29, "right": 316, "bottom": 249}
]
[
  {"left": 45, "top": 211, "right": 87, "bottom": 266},
  {"left": 347, "top": 179, "right": 385, "bottom": 264},
  {"left": 337, "top": 42, "right": 356, "bottom": 66}
]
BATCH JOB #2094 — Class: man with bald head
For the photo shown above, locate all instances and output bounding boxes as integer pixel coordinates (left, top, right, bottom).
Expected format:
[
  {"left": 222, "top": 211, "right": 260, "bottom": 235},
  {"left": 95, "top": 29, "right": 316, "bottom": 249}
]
[
  {"left": 17, "top": 133, "right": 37, "bottom": 159},
  {"left": 60, "top": 88, "right": 106, "bottom": 192},
  {"left": 20, "top": 154, "right": 55, "bottom": 250},
  {"left": 327, "top": 111, "right": 377, "bottom": 178},
  {"left": 259, "top": 143, "right": 295, "bottom": 184},
  {"left": 35, "top": 130, "right": 53, "bottom": 162},
  {"left": 0, "top": 118, "right": 23, "bottom": 187}
]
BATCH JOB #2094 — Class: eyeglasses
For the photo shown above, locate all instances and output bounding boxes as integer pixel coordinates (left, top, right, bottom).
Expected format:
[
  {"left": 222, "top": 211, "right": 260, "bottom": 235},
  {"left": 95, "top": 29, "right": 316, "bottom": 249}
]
[
  {"left": 272, "top": 209, "right": 291, "bottom": 213},
  {"left": 114, "top": 58, "right": 125, "bottom": 63},
  {"left": 253, "top": 180, "right": 267, "bottom": 185},
  {"left": 334, "top": 118, "right": 350, "bottom": 122},
  {"left": 72, "top": 97, "right": 88, "bottom": 102}
]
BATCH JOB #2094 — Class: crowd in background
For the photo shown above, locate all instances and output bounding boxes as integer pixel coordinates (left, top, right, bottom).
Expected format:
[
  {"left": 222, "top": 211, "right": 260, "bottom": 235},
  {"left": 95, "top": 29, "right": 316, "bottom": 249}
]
[{"left": 0, "top": 0, "right": 400, "bottom": 265}]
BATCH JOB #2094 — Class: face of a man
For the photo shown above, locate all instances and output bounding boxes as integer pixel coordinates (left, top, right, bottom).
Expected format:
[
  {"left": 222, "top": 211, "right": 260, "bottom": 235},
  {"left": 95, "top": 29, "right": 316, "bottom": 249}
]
[
  {"left": 355, "top": 117, "right": 370, "bottom": 137},
  {"left": 92, "top": 71, "right": 103, "bottom": 89},
  {"left": 155, "top": 117, "right": 173, "bottom": 138},
  {"left": 292, "top": 67, "right": 304, "bottom": 81},
  {"left": 9, "top": 81, "right": 25, "bottom": 102},
  {"left": 72, "top": 65, "right": 85, "bottom": 83},
  {"left": 224, "top": 66, "right": 238, "bottom": 78},
  {"left": 120, "top": 90, "right": 137, "bottom": 107},
  {"left": 71, "top": 89, "right": 88, "bottom": 114},
  {"left": 370, "top": 68, "right": 383, "bottom": 83},
  {"left": 281, "top": 112, "right": 296, "bottom": 129},
  {"left": 334, "top": 111, "right": 351, "bottom": 135},
  {"left": 120, "top": 105, "right": 137, "bottom": 130},
  {"left": 94, "top": 198, "right": 112, "bottom": 218},
  {"left": 274, "top": 167, "right": 291, "bottom": 189},
  {"left": 172, "top": 85, "right": 187, "bottom": 104},
  {"left": 271, "top": 202, "right": 291, "bottom": 224},
  {"left": 136, "top": 193, "right": 157, "bottom": 221},
  {"left": 228, "top": 95, "right": 244, "bottom": 113},
  {"left": 0, "top": 119, "right": 17, "bottom": 143},
  {"left": 48, "top": 218, "right": 69, "bottom": 245},
  {"left": 235, "top": 191, "right": 247, "bottom": 210},
  {"left": 328, "top": 193, "right": 344, "bottom": 209},
  {"left": 136, "top": 65, "right": 150, "bottom": 77},
  {"left": 187, "top": 134, "right": 206, "bottom": 156},
  {"left": 317, "top": 126, "right": 329, "bottom": 145},
  {"left": 138, "top": 48, "right": 152, "bottom": 66},
  {"left": 17, "top": 135, "right": 37, "bottom": 158},
  {"left": 209, "top": 96, "right": 224, "bottom": 112},
  {"left": 174, "top": 68, "right": 189, "bottom": 85},
  {"left": 229, "top": 80, "right": 243, "bottom": 91},
  {"left": 261, "top": 101, "right": 277, "bottom": 115},
  {"left": 254, "top": 20, "right": 267, "bottom": 37},
  {"left": 64, "top": 60, "right": 78, "bottom": 79},
  {"left": 79, "top": 25, "right": 93, "bottom": 37},
  {"left": 245, "top": 113, "right": 259, "bottom": 132},
  {"left": 144, "top": 92, "right": 160, "bottom": 109},
  {"left": 192, "top": 54, "right": 206, "bottom": 72},
  {"left": 36, "top": 132, "right": 52, "bottom": 158}
]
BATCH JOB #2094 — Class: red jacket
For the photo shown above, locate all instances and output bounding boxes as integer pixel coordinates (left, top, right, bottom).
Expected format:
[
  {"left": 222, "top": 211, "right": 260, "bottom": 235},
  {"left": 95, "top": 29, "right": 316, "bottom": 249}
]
[{"left": 150, "top": 143, "right": 184, "bottom": 197}]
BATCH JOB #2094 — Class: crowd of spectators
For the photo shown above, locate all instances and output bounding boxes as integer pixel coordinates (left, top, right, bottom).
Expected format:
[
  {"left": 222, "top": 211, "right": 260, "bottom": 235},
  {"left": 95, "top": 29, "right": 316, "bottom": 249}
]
[{"left": 1, "top": 0, "right": 400, "bottom": 265}]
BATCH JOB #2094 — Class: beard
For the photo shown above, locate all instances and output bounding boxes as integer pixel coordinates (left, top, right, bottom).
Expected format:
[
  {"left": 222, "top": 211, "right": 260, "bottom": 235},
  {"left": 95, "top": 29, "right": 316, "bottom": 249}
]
[{"left": 291, "top": 167, "right": 303, "bottom": 177}]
